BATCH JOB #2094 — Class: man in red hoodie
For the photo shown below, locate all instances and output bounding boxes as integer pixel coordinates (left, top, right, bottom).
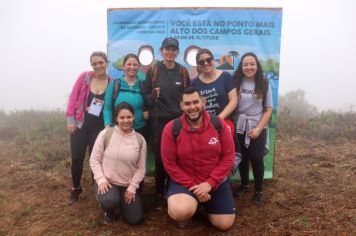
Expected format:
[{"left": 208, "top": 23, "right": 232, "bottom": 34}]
[{"left": 161, "top": 87, "right": 236, "bottom": 230}]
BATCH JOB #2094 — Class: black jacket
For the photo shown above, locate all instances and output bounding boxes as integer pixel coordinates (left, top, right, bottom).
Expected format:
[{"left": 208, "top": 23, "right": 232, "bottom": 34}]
[{"left": 142, "top": 61, "right": 190, "bottom": 120}]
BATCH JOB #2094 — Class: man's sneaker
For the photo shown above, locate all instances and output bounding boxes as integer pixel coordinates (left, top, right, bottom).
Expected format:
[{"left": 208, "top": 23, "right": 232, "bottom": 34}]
[
  {"left": 252, "top": 191, "right": 263, "bottom": 205},
  {"left": 69, "top": 187, "right": 83, "bottom": 203},
  {"left": 178, "top": 219, "right": 192, "bottom": 229},
  {"left": 153, "top": 194, "right": 166, "bottom": 210},
  {"left": 233, "top": 185, "right": 249, "bottom": 197},
  {"left": 103, "top": 212, "right": 115, "bottom": 225}
]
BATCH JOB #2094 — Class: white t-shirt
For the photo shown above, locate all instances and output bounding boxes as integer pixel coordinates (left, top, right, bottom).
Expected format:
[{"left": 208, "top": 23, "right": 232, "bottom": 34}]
[{"left": 237, "top": 79, "right": 273, "bottom": 119}]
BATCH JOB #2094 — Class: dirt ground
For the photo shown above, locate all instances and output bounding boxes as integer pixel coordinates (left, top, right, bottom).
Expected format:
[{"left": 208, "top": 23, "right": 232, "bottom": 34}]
[{"left": 0, "top": 135, "right": 355, "bottom": 236}]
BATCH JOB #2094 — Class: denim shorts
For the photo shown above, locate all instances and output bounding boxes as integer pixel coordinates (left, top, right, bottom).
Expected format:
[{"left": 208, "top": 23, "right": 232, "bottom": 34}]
[{"left": 166, "top": 179, "right": 236, "bottom": 214}]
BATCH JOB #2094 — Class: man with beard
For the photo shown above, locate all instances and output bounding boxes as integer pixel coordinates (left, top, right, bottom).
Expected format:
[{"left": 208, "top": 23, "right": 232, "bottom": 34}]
[{"left": 161, "top": 87, "right": 236, "bottom": 230}]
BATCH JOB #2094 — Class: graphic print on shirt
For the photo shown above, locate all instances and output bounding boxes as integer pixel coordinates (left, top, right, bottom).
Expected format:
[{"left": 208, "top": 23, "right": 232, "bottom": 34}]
[
  {"left": 208, "top": 136, "right": 219, "bottom": 145},
  {"left": 200, "top": 88, "right": 219, "bottom": 115}
]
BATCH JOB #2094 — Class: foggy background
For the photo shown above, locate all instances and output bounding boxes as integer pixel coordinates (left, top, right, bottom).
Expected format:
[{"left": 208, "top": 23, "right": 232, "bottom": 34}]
[{"left": 1, "top": 0, "right": 355, "bottom": 112}]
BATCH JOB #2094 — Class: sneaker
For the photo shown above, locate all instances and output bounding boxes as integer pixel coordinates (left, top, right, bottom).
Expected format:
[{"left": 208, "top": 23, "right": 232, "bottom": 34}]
[
  {"left": 69, "top": 187, "right": 83, "bottom": 203},
  {"left": 252, "top": 191, "right": 263, "bottom": 205},
  {"left": 234, "top": 185, "right": 249, "bottom": 197},
  {"left": 153, "top": 194, "right": 166, "bottom": 210},
  {"left": 103, "top": 212, "right": 115, "bottom": 225},
  {"left": 178, "top": 219, "right": 192, "bottom": 229}
]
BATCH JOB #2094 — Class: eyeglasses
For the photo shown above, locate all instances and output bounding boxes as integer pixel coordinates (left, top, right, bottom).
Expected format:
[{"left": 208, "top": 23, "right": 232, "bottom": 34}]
[{"left": 197, "top": 57, "right": 213, "bottom": 66}]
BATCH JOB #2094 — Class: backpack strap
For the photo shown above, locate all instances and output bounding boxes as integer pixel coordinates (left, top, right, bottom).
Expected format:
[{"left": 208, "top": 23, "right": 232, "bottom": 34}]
[
  {"left": 104, "top": 127, "right": 144, "bottom": 151},
  {"left": 103, "top": 127, "right": 115, "bottom": 150},
  {"left": 172, "top": 115, "right": 222, "bottom": 140},
  {"left": 151, "top": 64, "right": 159, "bottom": 88},
  {"left": 135, "top": 132, "right": 144, "bottom": 150},
  {"left": 172, "top": 117, "right": 182, "bottom": 139},
  {"left": 180, "top": 66, "right": 189, "bottom": 89},
  {"left": 210, "top": 115, "right": 222, "bottom": 134},
  {"left": 112, "top": 79, "right": 121, "bottom": 106}
]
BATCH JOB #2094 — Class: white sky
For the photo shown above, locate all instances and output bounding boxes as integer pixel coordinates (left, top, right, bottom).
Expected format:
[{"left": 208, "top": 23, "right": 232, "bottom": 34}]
[{"left": 1, "top": 0, "right": 356, "bottom": 111}]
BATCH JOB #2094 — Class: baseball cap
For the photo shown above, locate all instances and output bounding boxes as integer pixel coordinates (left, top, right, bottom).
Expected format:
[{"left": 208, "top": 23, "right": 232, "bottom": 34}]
[{"left": 161, "top": 37, "right": 179, "bottom": 49}]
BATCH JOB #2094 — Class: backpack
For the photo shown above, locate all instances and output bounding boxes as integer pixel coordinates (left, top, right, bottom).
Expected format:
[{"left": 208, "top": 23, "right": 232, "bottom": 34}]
[
  {"left": 111, "top": 78, "right": 144, "bottom": 110},
  {"left": 172, "top": 115, "right": 241, "bottom": 177},
  {"left": 151, "top": 64, "right": 189, "bottom": 88},
  {"left": 103, "top": 126, "right": 144, "bottom": 151},
  {"left": 172, "top": 114, "right": 222, "bottom": 139}
]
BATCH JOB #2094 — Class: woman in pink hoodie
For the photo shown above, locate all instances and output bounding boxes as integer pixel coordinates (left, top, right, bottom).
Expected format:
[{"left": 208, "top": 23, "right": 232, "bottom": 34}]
[
  {"left": 66, "top": 51, "right": 111, "bottom": 203},
  {"left": 90, "top": 102, "right": 147, "bottom": 225}
]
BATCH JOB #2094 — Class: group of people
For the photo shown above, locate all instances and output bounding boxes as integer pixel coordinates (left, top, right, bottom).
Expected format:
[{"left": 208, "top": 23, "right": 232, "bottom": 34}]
[{"left": 65, "top": 37, "right": 272, "bottom": 230}]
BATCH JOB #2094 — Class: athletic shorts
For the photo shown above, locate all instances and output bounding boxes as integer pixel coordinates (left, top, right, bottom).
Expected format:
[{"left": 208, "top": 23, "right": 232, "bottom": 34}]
[{"left": 166, "top": 179, "right": 236, "bottom": 214}]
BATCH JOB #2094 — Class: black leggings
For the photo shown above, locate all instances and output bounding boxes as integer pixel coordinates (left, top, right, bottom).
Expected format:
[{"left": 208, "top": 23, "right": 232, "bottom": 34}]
[
  {"left": 70, "top": 114, "right": 104, "bottom": 188},
  {"left": 150, "top": 118, "right": 171, "bottom": 196},
  {"left": 93, "top": 183, "right": 143, "bottom": 225},
  {"left": 237, "top": 130, "right": 267, "bottom": 192}
]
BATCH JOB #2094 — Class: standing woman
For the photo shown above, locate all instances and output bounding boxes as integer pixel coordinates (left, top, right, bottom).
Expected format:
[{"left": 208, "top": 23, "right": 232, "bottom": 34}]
[
  {"left": 233, "top": 52, "right": 273, "bottom": 205},
  {"left": 192, "top": 48, "right": 237, "bottom": 126},
  {"left": 142, "top": 37, "right": 190, "bottom": 209},
  {"left": 103, "top": 54, "right": 149, "bottom": 139},
  {"left": 90, "top": 102, "right": 147, "bottom": 225},
  {"left": 66, "top": 51, "right": 111, "bottom": 203}
]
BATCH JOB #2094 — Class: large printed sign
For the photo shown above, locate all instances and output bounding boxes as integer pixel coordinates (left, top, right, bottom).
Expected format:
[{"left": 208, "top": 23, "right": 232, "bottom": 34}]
[{"left": 107, "top": 8, "right": 282, "bottom": 179}]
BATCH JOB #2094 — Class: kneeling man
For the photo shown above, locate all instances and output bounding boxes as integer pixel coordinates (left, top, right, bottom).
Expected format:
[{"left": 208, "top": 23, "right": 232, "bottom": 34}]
[{"left": 161, "top": 87, "right": 236, "bottom": 230}]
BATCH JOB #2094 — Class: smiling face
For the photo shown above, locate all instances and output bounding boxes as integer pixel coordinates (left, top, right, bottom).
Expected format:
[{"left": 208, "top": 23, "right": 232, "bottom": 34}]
[
  {"left": 180, "top": 91, "right": 206, "bottom": 123},
  {"left": 161, "top": 46, "right": 178, "bottom": 63},
  {"left": 123, "top": 57, "right": 140, "bottom": 79},
  {"left": 115, "top": 108, "right": 134, "bottom": 133},
  {"left": 197, "top": 53, "right": 214, "bottom": 74},
  {"left": 90, "top": 56, "right": 107, "bottom": 77},
  {"left": 242, "top": 55, "right": 258, "bottom": 80}
]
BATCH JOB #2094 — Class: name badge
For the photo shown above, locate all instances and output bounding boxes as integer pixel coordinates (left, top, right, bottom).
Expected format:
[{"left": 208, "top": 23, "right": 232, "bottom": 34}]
[{"left": 88, "top": 98, "right": 104, "bottom": 117}]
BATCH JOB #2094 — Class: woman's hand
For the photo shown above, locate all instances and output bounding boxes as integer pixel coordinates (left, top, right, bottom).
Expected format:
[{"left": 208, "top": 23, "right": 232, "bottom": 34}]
[
  {"left": 248, "top": 127, "right": 261, "bottom": 139},
  {"left": 98, "top": 182, "right": 112, "bottom": 194},
  {"left": 124, "top": 190, "right": 135, "bottom": 204},
  {"left": 67, "top": 123, "right": 76, "bottom": 134},
  {"left": 143, "top": 111, "right": 149, "bottom": 120}
]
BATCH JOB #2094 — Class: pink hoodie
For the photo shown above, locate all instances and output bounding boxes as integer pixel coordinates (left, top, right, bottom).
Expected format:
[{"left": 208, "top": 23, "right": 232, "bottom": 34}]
[
  {"left": 66, "top": 71, "right": 112, "bottom": 128},
  {"left": 90, "top": 126, "right": 147, "bottom": 194}
]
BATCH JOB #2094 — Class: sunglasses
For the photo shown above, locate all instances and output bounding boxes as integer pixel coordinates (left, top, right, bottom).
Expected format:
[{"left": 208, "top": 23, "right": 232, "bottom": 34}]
[{"left": 197, "top": 57, "right": 213, "bottom": 66}]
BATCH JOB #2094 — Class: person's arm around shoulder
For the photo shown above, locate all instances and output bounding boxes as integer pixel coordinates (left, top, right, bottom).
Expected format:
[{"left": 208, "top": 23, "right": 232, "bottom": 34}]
[{"left": 103, "top": 79, "right": 116, "bottom": 127}]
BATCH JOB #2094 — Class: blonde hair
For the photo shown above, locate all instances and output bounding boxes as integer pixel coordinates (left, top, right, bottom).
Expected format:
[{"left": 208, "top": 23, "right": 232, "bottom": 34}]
[{"left": 90, "top": 51, "right": 108, "bottom": 63}]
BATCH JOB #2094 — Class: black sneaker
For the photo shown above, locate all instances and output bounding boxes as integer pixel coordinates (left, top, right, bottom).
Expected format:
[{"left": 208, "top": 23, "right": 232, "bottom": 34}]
[
  {"left": 153, "top": 194, "right": 166, "bottom": 210},
  {"left": 178, "top": 219, "right": 192, "bottom": 229},
  {"left": 252, "top": 191, "right": 263, "bottom": 205},
  {"left": 69, "top": 187, "right": 83, "bottom": 203},
  {"left": 234, "top": 185, "right": 249, "bottom": 197},
  {"left": 103, "top": 211, "right": 115, "bottom": 225}
]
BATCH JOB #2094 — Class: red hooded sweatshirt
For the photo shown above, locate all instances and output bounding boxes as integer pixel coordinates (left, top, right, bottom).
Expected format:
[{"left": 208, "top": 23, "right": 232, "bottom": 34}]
[{"left": 161, "top": 110, "right": 235, "bottom": 190}]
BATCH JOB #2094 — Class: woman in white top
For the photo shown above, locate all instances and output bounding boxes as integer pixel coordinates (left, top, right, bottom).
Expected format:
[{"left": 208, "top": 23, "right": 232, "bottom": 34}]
[{"left": 233, "top": 52, "right": 273, "bottom": 205}]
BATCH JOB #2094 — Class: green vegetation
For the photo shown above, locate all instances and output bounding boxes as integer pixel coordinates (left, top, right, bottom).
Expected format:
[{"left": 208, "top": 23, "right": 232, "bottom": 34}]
[{"left": 278, "top": 90, "right": 356, "bottom": 139}]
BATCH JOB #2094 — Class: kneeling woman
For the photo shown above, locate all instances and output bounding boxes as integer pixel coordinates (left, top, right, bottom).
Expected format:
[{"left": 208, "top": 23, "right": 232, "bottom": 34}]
[{"left": 90, "top": 102, "right": 147, "bottom": 225}]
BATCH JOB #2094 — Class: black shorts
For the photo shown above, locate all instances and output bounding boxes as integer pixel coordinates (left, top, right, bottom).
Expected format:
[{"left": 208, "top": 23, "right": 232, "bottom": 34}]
[{"left": 167, "top": 179, "right": 236, "bottom": 214}]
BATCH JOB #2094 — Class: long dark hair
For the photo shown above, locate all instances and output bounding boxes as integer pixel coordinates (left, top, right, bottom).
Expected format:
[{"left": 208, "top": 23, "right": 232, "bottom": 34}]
[{"left": 233, "top": 52, "right": 268, "bottom": 99}]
